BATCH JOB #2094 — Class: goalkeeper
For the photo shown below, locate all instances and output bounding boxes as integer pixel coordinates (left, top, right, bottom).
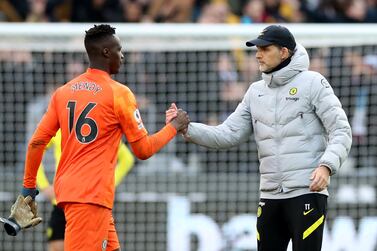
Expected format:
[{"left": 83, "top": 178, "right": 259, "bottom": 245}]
[
  {"left": 36, "top": 130, "right": 135, "bottom": 251},
  {"left": 8, "top": 24, "right": 189, "bottom": 251}
]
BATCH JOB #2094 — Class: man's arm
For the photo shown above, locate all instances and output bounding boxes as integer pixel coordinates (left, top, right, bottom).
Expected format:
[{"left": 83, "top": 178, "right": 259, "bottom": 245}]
[
  {"left": 311, "top": 75, "right": 352, "bottom": 176},
  {"left": 129, "top": 110, "right": 189, "bottom": 160},
  {"left": 3, "top": 98, "right": 58, "bottom": 236},
  {"left": 24, "top": 126, "right": 56, "bottom": 190},
  {"left": 114, "top": 87, "right": 189, "bottom": 160},
  {"left": 24, "top": 93, "right": 59, "bottom": 191},
  {"left": 2, "top": 92, "right": 59, "bottom": 236},
  {"left": 184, "top": 91, "right": 253, "bottom": 149}
]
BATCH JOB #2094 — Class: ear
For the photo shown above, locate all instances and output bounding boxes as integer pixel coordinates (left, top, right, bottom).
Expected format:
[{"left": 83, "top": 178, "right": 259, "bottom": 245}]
[
  {"left": 280, "top": 47, "right": 289, "bottom": 60},
  {"left": 102, "top": 48, "right": 110, "bottom": 58}
]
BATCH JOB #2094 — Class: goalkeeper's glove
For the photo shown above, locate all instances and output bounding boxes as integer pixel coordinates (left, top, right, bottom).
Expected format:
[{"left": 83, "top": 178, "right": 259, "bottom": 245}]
[
  {"left": 21, "top": 187, "right": 40, "bottom": 218},
  {"left": 2, "top": 190, "right": 42, "bottom": 236}
]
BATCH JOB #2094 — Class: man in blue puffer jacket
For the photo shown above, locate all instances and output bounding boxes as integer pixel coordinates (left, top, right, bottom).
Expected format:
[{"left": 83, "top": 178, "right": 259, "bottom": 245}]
[{"left": 168, "top": 25, "right": 352, "bottom": 251}]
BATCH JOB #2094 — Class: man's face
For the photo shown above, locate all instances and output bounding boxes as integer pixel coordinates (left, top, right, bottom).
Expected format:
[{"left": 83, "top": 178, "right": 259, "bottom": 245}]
[
  {"left": 107, "top": 35, "right": 124, "bottom": 74},
  {"left": 255, "top": 45, "right": 285, "bottom": 73}
]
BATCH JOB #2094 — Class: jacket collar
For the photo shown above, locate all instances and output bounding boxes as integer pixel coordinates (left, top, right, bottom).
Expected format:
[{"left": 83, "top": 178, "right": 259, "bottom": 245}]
[{"left": 262, "top": 43, "right": 309, "bottom": 88}]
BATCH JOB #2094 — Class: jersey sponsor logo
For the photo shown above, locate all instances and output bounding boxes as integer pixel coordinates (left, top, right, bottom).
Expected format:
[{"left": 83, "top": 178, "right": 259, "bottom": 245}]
[
  {"left": 134, "top": 109, "right": 144, "bottom": 129},
  {"left": 286, "top": 87, "right": 299, "bottom": 101},
  {"left": 285, "top": 97, "right": 299, "bottom": 101},
  {"left": 71, "top": 82, "right": 102, "bottom": 95}
]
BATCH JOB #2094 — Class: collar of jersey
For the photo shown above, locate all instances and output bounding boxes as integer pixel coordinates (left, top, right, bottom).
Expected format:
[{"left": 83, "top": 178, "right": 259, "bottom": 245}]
[{"left": 86, "top": 68, "right": 111, "bottom": 78}]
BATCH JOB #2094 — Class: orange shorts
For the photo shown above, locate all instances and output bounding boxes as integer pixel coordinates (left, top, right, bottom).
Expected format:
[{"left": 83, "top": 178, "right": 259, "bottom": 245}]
[{"left": 62, "top": 203, "right": 120, "bottom": 251}]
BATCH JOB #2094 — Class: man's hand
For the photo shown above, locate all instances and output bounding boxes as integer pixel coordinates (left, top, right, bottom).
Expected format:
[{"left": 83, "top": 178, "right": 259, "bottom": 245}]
[
  {"left": 166, "top": 103, "right": 189, "bottom": 134},
  {"left": 170, "top": 109, "right": 190, "bottom": 132},
  {"left": 309, "top": 165, "right": 331, "bottom": 192},
  {"left": 166, "top": 103, "right": 178, "bottom": 124},
  {"left": 2, "top": 195, "right": 42, "bottom": 236}
]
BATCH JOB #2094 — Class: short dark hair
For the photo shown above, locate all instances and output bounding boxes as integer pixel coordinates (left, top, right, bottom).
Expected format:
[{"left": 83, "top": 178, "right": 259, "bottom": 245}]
[
  {"left": 84, "top": 24, "right": 116, "bottom": 52},
  {"left": 275, "top": 44, "right": 295, "bottom": 58}
]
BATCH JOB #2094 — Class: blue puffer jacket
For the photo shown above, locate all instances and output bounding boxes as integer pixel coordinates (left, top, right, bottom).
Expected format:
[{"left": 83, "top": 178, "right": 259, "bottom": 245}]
[{"left": 187, "top": 44, "right": 352, "bottom": 199}]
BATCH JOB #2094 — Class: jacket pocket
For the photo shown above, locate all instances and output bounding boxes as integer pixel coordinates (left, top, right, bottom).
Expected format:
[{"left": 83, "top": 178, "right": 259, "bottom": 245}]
[
  {"left": 298, "top": 112, "right": 318, "bottom": 139},
  {"left": 252, "top": 118, "right": 258, "bottom": 138}
]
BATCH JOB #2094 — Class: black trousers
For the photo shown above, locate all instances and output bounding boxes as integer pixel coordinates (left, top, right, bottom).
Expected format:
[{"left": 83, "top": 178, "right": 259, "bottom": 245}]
[{"left": 257, "top": 193, "right": 327, "bottom": 251}]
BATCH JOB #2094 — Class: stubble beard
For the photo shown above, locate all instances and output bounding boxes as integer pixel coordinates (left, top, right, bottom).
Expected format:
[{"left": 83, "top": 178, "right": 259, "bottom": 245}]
[{"left": 259, "top": 64, "right": 269, "bottom": 73}]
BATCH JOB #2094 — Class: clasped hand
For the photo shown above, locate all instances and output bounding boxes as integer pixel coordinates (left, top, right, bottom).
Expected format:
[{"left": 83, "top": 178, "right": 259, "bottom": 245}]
[{"left": 166, "top": 103, "right": 189, "bottom": 133}]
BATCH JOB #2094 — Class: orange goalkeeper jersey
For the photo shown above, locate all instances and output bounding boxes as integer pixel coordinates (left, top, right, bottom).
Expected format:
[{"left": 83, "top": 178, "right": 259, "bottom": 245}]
[{"left": 25, "top": 68, "right": 148, "bottom": 209}]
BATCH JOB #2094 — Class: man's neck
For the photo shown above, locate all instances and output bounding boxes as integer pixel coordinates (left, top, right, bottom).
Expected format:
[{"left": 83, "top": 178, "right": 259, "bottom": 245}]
[
  {"left": 89, "top": 62, "right": 110, "bottom": 74},
  {"left": 263, "top": 57, "right": 291, "bottom": 74}
]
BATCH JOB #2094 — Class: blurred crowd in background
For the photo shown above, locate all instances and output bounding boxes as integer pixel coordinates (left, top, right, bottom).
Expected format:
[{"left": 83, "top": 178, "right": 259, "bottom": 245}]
[
  {"left": 0, "top": 0, "right": 377, "bottom": 23},
  {"left": 1, "top": 46, "right": 376, "bottom": 172},
  {"left": 0, "top": 0, "right": 377, "bottom": 173}
]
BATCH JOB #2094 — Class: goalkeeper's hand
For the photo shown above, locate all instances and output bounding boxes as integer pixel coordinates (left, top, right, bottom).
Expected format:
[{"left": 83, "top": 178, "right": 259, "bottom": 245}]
[
  {"left": 10, "top": 195, "right": 42, "bottom": 228},
  {"left": 165, "top": 103, "right": 178, "bottom": 125},
  {"left": 3, "top": 192, "right": 42, "bottom": 236},
  {"left": 165, "top": 103, "right": 189, "bottom": 135}
]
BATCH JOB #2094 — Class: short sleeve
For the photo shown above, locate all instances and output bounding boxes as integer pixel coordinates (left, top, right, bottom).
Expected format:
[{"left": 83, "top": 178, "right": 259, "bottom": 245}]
[{"left": 114, "top": 87, "right": 148, "bottom": 142}]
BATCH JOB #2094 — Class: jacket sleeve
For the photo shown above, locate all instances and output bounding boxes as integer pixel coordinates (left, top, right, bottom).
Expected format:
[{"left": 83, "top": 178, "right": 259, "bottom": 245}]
[
  {"left": 311, "top": 74, "right": 352, "bottom": 175},
  {"left": 186, "top": 87, "right": 252, "bottom": 149}
]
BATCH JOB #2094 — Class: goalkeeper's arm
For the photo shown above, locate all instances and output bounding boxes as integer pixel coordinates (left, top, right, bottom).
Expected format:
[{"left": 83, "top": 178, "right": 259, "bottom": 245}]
[{"left": 4, "top": 125, "right": 56, "bottom": 236}]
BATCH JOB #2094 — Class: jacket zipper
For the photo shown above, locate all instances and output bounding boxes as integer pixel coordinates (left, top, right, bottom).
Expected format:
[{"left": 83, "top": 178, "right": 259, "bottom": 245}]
[{"left": 274, "top": 80, "right": 283, "bottom": 192}]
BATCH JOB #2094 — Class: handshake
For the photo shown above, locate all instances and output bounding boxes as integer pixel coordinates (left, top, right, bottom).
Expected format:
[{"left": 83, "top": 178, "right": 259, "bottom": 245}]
[
  {"left": 165, "top": 103, "right": 190, "bottom": 134},
  {"left": 1, "top": 192, "right": 42, "bottom": 236}
]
